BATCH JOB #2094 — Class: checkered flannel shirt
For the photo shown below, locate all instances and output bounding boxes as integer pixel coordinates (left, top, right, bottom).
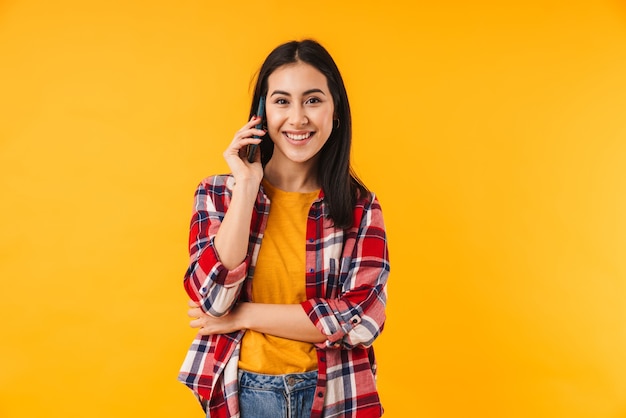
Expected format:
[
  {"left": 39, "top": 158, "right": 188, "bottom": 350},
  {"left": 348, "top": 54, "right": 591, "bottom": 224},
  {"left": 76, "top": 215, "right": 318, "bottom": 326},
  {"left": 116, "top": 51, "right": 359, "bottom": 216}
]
[{"left": 178, "top": 175, "right": 389, "bottom": 417}]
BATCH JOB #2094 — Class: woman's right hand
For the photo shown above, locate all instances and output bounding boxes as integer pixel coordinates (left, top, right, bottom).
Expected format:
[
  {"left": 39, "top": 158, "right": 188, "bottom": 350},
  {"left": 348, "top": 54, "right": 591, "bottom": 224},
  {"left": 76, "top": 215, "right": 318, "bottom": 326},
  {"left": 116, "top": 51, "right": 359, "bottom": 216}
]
[{"left": 223, "top": 116, "right": 266, "bottom": 187}]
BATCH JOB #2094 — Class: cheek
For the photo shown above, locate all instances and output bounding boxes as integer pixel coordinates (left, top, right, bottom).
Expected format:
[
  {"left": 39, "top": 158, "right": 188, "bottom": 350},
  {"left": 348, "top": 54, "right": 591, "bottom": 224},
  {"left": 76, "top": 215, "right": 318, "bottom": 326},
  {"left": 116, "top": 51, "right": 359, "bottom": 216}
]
[
  {"left": 265, "top": 113, "right": 284, "bottom": 142},
  {"left": 320, "top": 109, "right": 334, "bottom": 130},
  {"left": 265, "top": 111, "right": 282, "bottom": 132}
]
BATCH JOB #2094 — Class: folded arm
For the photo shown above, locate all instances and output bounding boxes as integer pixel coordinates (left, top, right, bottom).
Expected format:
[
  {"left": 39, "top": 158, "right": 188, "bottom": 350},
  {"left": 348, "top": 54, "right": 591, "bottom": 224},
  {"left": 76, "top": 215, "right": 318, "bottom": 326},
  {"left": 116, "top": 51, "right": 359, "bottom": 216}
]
[
  {"left": 188, "top": 301, "right": 327, "bottom": 343},
  {"left": 302, "top": 195, "right": 390, "bottom": 349}
]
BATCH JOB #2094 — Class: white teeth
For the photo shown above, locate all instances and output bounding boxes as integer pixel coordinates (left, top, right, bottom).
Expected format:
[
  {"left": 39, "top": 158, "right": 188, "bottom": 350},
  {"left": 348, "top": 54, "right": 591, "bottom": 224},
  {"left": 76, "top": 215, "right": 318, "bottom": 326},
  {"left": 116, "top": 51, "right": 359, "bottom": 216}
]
[{"left": 285, "top": 132, "right": 312, "bottom": 141}]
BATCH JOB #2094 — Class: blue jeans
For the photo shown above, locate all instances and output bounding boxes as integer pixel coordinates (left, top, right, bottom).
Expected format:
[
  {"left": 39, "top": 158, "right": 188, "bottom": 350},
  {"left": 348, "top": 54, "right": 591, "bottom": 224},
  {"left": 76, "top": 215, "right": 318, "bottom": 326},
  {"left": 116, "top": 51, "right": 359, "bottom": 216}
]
[{"left": 238, "top": 370, "right": 318, "bottom": 418}]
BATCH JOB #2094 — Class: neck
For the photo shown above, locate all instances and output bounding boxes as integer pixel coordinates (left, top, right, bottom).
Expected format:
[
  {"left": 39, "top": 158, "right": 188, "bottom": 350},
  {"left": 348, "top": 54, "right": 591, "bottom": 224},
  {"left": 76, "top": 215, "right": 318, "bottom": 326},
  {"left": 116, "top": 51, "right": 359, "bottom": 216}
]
[{"left": 264, "top": 159, "right": 320, "bottom": 192}]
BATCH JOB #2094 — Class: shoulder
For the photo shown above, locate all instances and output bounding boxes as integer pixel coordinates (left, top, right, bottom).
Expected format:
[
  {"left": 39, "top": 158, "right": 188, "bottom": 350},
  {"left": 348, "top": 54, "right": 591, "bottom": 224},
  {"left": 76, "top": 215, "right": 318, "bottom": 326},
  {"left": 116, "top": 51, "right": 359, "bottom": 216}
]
[
  {"left": 351, "top": 190, "right": 385, "bottom": 228},
  {"left": 191, "top": 175, "right": 239, "bottom": 214},
  {"left": 196, "top": 174, "right": 236, "bottom": 195},
  {"left": 354, "top": 189, "right": 381, "bottom": 211}
]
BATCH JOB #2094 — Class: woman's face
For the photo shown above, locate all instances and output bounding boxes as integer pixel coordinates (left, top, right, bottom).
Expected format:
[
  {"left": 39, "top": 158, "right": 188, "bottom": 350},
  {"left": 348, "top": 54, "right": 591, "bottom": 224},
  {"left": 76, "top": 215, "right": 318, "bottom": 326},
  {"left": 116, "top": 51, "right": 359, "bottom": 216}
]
[{"left": 264, "top": 62, "right": 335, "bottom": 167}]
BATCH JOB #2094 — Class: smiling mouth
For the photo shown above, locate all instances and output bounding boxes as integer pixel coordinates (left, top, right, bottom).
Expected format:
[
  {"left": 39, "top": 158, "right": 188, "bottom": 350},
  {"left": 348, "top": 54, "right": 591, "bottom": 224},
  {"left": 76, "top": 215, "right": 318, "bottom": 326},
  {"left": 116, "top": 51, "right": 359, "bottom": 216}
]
[{"left": 284, "top": 132, "right": 314, "bottom": 141}]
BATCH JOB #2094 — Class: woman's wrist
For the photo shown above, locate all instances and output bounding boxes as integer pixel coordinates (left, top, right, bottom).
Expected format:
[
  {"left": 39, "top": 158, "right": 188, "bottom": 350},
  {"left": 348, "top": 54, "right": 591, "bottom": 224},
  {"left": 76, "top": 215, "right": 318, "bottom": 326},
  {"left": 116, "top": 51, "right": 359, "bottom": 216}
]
[
  {"left": 235, "top": 302, "right": 252, "bottom": 330},
  {"left": 232, "top": 177, "right": 261, "bottom": 200}
]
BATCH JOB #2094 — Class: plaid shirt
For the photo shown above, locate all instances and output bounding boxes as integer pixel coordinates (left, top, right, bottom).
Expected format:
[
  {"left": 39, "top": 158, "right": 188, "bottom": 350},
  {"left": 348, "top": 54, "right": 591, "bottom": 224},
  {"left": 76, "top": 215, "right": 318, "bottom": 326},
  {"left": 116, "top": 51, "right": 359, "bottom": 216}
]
[{"left": 178, "top": 175, "right": 390, "bottom": 417}]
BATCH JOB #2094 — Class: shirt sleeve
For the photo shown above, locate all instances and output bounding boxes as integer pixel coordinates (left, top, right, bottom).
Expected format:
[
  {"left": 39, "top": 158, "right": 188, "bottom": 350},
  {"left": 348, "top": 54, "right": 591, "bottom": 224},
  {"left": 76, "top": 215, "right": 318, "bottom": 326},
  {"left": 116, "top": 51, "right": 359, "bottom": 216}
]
[
  {"left": 301, "top": 195, "right": 390, "bottom": 350},
  {"left": 183, "top": 177, "right": 249, "bottom": 317}
]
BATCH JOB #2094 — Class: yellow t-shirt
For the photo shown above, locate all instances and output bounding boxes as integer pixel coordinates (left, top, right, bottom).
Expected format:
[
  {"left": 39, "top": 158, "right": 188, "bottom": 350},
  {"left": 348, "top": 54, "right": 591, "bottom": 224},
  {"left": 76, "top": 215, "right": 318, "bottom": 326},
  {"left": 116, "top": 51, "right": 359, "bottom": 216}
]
[{"left": 238, "top": 179, "right": 320, "bottom": 374}]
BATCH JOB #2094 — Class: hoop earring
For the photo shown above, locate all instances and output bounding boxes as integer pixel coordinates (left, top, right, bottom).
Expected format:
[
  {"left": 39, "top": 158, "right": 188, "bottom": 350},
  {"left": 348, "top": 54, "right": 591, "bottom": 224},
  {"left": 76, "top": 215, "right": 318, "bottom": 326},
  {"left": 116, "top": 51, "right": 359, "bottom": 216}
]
[{"left": 333, "top": 118, "right": 341, "bottom": 129}]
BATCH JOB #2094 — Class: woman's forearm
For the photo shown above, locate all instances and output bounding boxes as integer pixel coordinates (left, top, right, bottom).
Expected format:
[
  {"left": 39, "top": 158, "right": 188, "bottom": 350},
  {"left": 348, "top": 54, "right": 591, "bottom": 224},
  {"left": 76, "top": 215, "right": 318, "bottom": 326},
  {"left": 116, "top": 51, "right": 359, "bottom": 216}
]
[
  {"left": 238, "top": 303, "right": 327, "bottom": 344},
  {"left": 213, "top": 181, "right": 259, "bottom": 270}
]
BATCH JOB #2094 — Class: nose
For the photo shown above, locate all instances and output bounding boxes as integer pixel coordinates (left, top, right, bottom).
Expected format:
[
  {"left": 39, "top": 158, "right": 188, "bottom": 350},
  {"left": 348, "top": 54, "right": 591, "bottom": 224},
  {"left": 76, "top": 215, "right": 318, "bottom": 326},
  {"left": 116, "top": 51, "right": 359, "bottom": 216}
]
[{"left": 288, "top": 104, "right": 308, "bottom": 126}]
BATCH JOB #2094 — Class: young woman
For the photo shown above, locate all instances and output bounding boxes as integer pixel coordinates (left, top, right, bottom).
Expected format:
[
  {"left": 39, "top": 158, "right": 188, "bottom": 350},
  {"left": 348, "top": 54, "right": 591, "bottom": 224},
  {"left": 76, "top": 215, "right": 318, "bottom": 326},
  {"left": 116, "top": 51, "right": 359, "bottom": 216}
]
[{"left": 179, "top": 39, "right": 390, "bottom": 418}]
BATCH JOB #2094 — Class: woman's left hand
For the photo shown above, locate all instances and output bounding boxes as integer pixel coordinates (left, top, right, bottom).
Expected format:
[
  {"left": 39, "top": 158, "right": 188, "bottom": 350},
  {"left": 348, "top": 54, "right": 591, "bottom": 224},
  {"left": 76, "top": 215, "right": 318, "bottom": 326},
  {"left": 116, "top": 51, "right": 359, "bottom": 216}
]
[{"left": 187, "top": 300, "right": 244, "bottom": 335}]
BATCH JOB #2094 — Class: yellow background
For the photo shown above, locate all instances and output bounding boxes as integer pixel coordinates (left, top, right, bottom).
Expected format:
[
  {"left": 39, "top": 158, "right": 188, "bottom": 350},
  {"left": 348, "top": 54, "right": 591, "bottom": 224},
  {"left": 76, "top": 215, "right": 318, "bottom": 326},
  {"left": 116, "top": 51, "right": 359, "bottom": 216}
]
[{"left": 1, "top": 1, "right": 626, "bottom": 417}]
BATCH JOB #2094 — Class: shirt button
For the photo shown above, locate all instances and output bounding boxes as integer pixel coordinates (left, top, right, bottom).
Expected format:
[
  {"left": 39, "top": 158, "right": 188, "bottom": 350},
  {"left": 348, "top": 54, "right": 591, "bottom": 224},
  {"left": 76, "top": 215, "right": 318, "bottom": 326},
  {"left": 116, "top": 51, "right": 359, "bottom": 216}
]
[
  {"left": 320, "top": 356, "right": 326, "bottom": 362},
  {"left": 317, "top": 391, "right": 324, "bottom": 398},
  {"left": 309, "top": 268, "right": 314, "bottom": 273}
]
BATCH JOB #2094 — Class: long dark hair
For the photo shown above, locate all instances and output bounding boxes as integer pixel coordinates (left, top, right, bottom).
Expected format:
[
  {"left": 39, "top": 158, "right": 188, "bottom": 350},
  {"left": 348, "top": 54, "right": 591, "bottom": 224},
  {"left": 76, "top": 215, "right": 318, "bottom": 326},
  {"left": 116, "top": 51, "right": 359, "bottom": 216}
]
[{"left": 249, "top": 39, "right": 369, "bottom": 229}]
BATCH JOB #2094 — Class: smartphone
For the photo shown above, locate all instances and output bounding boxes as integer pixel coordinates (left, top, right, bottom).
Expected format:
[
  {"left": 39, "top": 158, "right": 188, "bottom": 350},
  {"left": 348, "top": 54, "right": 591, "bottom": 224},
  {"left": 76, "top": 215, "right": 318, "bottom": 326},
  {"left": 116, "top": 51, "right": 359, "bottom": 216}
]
[{"left": 247, "top": 96, "right": 265, "bottom": 163}]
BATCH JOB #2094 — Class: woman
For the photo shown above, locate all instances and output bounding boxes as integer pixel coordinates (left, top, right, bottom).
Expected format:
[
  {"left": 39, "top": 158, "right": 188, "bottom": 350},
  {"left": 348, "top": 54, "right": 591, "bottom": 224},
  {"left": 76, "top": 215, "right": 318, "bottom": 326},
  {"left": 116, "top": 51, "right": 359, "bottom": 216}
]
[{"left": 179, "top": 39, "right": 390, "bottom": 418}]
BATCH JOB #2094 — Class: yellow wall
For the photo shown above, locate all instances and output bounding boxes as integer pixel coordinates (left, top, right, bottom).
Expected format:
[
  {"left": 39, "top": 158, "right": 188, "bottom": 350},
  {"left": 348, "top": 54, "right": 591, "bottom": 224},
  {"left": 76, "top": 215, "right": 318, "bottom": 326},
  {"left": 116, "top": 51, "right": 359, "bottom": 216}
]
[{"left": 1, "top": 1, "right": 626, "bottom": 417}]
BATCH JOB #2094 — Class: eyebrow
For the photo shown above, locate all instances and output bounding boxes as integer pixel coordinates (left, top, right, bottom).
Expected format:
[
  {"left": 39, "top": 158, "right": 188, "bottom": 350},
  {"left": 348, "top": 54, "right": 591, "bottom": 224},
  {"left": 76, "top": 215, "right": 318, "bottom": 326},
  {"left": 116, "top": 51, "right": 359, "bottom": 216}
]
[{"left": 270, "top": 88, "right": 326, "bottom": 97}]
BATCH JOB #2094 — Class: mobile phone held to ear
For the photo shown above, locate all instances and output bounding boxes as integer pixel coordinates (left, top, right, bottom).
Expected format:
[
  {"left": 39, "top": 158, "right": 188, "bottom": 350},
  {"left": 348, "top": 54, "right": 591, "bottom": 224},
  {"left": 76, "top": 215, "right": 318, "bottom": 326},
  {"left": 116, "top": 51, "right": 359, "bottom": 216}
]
[{"left": 247, "top": 96, "right": 265, "bottom": 163}]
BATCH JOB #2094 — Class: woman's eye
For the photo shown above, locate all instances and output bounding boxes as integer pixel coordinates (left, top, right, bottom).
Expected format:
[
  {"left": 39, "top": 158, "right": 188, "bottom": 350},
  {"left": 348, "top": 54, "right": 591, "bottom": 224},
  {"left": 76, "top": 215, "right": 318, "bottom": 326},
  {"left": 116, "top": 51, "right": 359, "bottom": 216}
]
[
  {"left": 306, "top": 97, "right": 321, "bottom": 104},
  {"left": 275, "top": 98, "right": 288, "bottom": 105}
]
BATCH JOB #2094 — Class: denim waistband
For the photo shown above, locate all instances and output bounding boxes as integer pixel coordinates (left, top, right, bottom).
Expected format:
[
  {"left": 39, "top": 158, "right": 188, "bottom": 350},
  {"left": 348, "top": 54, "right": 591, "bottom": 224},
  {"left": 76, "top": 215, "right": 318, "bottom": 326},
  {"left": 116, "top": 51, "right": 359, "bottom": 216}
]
[{"left": 238, "top": 369, "right": 318, "bottom": 393}]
